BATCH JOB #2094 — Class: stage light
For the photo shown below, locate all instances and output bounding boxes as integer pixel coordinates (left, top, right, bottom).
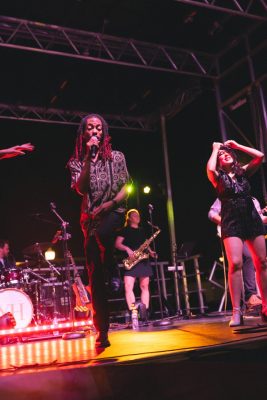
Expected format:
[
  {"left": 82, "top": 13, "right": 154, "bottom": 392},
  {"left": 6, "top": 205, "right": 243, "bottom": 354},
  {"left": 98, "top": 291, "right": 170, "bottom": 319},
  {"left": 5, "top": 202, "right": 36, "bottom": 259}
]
[
  {"left": 143, "top": 186, "right": 151, "bottom": 194},
  {"left": 0, "top": 319, "right": 93, "bottom": 336},
  {"left": 45, "top": 248, "right": 56, "bottom": 261},
  {"left": 126, "top": 183, "right": 134, "bottom": 194}
]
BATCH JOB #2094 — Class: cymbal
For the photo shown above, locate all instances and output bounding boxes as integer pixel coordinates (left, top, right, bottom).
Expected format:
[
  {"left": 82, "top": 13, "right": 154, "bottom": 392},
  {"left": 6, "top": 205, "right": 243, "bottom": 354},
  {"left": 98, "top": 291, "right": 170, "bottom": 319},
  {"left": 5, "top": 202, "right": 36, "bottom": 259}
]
[
  {"left": 16, "top": 260, "right": 39, "bottom": 268},
  {"left": 23, "top": 242, "right": 52, "bottom": 255}
]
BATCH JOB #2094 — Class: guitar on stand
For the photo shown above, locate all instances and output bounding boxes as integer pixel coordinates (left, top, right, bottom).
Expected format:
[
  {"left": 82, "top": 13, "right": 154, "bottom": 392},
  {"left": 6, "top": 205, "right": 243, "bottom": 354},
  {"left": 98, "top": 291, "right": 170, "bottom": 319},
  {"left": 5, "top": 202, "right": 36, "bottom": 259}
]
[{"left": 67, "top": 250, "right": 92, "bottom": 318}]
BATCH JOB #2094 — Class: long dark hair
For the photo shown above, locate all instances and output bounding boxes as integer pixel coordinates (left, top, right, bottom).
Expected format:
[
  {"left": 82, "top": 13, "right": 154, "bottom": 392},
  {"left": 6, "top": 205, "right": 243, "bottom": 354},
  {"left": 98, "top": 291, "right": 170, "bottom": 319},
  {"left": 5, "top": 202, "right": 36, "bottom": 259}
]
[
  {"left": 217, "top": 145, "right": 244, "bottom": 176},
  {"left": 70, "top": 113, "right": 112, "bottom": 162}
]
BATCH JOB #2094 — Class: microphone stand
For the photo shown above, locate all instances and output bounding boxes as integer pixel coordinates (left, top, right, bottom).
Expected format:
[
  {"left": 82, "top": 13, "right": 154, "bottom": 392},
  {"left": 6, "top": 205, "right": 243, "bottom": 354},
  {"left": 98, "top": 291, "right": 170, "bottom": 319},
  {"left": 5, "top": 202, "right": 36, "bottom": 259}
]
[
  {"left": 50, "top": 202, "right": 85, "bottom": 339},
  {"left": 148, "top": 205, "right": 173, "bottom": 328}
]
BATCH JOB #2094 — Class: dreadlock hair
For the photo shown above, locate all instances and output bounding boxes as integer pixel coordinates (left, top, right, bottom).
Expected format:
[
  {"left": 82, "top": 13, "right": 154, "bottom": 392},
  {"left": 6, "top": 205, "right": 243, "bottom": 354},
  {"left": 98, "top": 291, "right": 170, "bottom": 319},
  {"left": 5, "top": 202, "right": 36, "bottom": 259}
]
[
  {"left": 217, "top": 145, "right": 244, "bottom": 176},
  {"left": 71, "top": 113, "right": 113, "bottom": 162}
]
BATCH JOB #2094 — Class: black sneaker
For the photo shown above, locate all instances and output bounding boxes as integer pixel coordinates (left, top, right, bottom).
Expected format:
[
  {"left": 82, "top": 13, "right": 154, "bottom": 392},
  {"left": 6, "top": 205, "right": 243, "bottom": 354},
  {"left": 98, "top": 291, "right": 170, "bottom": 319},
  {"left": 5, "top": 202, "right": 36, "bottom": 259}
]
[{"left": 95, "top": 331, "right": 111, "bottom": 348}]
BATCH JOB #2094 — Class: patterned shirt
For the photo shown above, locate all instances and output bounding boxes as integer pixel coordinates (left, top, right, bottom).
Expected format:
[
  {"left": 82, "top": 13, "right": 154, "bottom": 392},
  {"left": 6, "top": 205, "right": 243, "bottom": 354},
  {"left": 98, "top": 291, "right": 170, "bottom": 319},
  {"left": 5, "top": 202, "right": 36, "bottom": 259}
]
[{"left": 68, "top": 150, "right": 129, "bottom": 215}]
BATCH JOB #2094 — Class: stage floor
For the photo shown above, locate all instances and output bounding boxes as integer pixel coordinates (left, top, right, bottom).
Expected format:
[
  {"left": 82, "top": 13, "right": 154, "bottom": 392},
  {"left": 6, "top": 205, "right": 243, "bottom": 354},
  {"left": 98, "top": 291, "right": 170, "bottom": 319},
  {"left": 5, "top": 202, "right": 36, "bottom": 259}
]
[
  {"left": 1, "top": 314, "right": 267, "bottom": 399},
  {"left": 1, "top": 314, "right": 267, "bottom": 371}
]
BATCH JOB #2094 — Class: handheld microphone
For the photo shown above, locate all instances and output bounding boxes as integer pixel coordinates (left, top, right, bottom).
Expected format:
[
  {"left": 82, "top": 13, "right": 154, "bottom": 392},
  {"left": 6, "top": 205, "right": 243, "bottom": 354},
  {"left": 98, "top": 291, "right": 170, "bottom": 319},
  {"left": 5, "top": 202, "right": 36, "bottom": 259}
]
[{"left": 90, "top": 144, "right": 99, "bottom": 158}]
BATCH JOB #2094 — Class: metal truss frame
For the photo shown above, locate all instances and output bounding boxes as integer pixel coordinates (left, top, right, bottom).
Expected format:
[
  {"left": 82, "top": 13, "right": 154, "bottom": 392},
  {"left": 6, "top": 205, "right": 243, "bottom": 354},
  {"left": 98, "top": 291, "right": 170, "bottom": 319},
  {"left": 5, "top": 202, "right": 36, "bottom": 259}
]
[
  {"left": 175, "top": 0, "right": 267, "bottom": 21},
  {"left": 0, "top": 84, "right": 201, "bottom": 131},
  {"left": 0, "top": 16, "right": 216, "bottom": 79},
  {"left": 160, "top": 85, "right": 202, "bottom": 119},
  {"left": 0, "top": 103, "right": 156, "bottom": 132}
]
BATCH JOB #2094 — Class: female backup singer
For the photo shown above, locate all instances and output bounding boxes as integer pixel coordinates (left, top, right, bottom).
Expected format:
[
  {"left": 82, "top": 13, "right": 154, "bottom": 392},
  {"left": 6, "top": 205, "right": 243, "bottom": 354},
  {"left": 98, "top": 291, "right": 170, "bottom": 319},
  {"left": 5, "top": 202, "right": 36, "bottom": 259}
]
[
  {"left": 115, "top": 209, "right": 157, "bottom": 314},
  {"left": 207, "top": 139, "right": 267, "bottom": 327}
]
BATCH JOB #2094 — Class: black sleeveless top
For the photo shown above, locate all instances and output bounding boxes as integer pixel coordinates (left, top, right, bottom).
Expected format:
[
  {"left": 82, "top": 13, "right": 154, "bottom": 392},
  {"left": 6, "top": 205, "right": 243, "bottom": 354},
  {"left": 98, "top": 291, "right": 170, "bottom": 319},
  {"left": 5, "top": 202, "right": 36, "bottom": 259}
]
[{"left": 216, "top": 170, "right": 264, "bottom": 240}]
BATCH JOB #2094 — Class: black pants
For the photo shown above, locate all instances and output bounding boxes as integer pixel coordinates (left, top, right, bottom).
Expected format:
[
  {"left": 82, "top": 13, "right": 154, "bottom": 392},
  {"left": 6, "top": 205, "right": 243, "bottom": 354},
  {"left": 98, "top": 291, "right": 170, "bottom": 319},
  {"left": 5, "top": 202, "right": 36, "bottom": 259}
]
[{"left": 84, "top": 211, "right": 124, "bottom": 333}]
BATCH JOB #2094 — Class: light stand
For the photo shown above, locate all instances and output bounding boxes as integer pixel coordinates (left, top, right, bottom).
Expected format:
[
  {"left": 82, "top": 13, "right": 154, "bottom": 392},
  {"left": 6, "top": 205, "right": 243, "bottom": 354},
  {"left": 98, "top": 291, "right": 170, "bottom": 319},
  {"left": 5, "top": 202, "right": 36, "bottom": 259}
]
[
  {"left": 50, "top": 202, "right": 85, "bottom": 339},
  {"left": 148, "top": 204, "right": 173, "bottom": 328}
]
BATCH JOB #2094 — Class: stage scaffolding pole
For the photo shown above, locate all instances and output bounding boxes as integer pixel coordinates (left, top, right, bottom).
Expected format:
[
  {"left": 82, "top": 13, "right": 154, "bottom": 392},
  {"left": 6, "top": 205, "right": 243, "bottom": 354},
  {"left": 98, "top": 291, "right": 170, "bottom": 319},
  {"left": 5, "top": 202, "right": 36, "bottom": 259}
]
[
  {"left": 214, "top": 59, "right": 227, "bottom": 143},
  {"left": 160, "top": 113, "right": 181, "bottom": 315}
]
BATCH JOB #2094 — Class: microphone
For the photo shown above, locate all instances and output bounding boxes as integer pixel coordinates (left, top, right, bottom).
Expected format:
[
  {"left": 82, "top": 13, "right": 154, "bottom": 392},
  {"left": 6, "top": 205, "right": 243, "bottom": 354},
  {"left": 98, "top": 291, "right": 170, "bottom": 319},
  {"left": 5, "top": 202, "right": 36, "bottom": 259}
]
[
  {"left": 90, "top": 144, "right": 99, "bottom": 158},
  {"left": 148, "top": 204, "right": 154, "bottom": 211},
  {"left": 50, "top": 202, "right": 56, "bottom": 210}
]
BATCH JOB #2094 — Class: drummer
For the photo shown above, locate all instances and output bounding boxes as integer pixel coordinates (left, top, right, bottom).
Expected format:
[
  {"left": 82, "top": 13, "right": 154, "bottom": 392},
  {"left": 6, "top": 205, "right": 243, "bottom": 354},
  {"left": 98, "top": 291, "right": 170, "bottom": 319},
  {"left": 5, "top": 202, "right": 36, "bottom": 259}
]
[{"left": 0, "top": 240, "right": 16, "bottom": 272}]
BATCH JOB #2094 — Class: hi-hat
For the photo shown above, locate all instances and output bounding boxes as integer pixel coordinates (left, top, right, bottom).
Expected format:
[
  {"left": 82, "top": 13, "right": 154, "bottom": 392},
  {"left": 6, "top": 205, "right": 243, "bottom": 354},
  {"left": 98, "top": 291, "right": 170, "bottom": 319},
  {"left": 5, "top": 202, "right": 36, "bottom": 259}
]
[
  {"left": 16, "top": 260, "right": 38, "bottom": 268},
  {"left": 23, "top": 242, "right": 52, "bottom": 255}
]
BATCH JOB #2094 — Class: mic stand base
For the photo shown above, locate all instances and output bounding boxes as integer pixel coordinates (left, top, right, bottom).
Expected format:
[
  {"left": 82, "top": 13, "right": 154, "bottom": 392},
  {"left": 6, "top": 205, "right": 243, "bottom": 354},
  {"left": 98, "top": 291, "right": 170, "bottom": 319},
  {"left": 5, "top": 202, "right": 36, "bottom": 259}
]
[
  {"left": 152, "top": 319, "right": 173, "bottom": 328},
  {"left": 62, "top": 331, "right": 86, "bottom": 340}
]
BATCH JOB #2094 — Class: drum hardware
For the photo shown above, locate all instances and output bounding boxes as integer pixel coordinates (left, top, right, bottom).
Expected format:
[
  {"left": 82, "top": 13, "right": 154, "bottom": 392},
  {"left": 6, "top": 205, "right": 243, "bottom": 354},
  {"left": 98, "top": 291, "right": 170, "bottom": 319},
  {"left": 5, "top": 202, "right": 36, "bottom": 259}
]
[
  {"left": 50, "top": 202, "right": 86, "bottom": 339},
  {"left": 23, "top": 242, "right": 53, "bottom": 256},
  {"left": 22, "top": 267, "right": 49, "bottom": 325},
  {"left": 23, "top": 239, "right": 62, "bottom": 325}
]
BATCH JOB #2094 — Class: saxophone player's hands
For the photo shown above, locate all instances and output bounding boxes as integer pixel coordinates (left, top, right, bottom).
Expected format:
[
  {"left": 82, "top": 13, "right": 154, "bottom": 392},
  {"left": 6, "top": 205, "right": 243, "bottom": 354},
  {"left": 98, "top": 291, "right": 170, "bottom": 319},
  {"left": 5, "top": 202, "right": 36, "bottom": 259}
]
[
  {"left": 149, "top": 250, "right": 157, "bottom": 259},
  {"left": 125, "top": 247, "right": 134, "bottom": 257}
]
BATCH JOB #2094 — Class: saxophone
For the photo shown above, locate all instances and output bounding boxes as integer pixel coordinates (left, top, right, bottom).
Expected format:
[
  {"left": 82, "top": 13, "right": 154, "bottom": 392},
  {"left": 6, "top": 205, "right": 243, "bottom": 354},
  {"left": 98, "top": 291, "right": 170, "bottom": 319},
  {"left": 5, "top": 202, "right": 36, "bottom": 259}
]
[{"left": 123, "top": 229, "right": 161, "bottom": 270}]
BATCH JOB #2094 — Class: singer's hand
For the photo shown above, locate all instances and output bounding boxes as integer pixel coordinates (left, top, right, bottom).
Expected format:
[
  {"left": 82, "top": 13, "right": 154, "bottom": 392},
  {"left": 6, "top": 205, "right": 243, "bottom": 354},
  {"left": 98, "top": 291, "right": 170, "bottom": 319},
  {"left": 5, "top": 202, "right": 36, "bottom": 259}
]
[
  {"left": 224, "top": 140, "right": 239, "bottom": 149},
  {"left": 86, "top": 136, "right": 99, "bottom": 150},
  {"left": 0, "top": 143, "right": 35, "bottom": 159},
  {"left": 92, "top": 201, "right": 113, "bottom": 217}
]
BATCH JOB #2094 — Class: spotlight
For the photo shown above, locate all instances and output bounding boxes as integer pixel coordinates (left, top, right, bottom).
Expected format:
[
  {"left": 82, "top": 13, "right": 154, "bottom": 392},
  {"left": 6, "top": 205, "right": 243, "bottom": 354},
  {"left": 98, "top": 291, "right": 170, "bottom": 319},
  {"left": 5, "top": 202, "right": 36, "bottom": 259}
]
[
  {"left": 45, "top": 248, "right": 56, "bottom": 261},
  {"left": 143, "top": 186, "right": 151, "bottom": 194},
  {"left": 126, "top": 184, "right": 134, "bottom": 194}
]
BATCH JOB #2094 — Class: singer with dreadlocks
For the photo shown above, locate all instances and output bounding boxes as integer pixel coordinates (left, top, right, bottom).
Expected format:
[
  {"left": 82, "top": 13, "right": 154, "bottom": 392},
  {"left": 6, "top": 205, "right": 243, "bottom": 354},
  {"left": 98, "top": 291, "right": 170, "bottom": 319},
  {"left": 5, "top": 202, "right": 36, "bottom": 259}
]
[
  {"left": 68, "top": 114, "right": 129, "bottom": 348},
  {"left": 207, "top": 140, "right": 267, "bottom": 327}
]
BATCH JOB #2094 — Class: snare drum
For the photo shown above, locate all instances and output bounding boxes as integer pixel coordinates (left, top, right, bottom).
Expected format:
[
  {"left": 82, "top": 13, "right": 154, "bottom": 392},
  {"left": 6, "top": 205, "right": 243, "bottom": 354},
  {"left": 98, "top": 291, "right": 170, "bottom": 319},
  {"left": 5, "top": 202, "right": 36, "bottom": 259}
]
[
  {"left": 0, "top": 288, "right": 33, "bottom": 328},
  {"left": 4, "top": 268, "right": 23, "bottom": 288}
]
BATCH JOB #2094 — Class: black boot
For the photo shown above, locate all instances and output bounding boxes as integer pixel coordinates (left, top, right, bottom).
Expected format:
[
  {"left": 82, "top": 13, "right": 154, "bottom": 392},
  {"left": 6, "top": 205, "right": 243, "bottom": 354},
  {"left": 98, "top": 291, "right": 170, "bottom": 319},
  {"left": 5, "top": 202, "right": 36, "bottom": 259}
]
[{"left": 95, "top": 331, "right": 111, "bottom": 348}]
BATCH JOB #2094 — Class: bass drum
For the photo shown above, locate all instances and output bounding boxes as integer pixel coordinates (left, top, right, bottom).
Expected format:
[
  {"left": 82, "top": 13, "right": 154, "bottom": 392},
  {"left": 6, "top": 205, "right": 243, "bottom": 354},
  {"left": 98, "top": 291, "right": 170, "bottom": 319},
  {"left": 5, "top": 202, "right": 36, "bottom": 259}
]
[{"left": 0, "top": 288, "right": 33, "bottom": 328}]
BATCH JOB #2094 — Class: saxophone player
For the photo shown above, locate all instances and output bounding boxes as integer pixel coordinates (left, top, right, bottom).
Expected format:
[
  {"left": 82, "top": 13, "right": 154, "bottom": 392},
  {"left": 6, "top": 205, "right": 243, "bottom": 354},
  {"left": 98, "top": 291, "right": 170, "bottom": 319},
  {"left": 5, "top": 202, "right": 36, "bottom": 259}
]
[{"left": 115, "top": 209, "right": 157, "bottom": 315}]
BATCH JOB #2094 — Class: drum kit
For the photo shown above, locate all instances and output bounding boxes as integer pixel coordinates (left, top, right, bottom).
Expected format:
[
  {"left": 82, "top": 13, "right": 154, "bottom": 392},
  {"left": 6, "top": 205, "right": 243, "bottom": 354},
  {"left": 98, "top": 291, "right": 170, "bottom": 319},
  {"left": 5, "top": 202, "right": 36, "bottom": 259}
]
[
  {"left": 0, "top": 242, "right": 71, "bottom": 329},
  {"left": 0, "top": 203, "right": 86, "bottom": 332}
]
